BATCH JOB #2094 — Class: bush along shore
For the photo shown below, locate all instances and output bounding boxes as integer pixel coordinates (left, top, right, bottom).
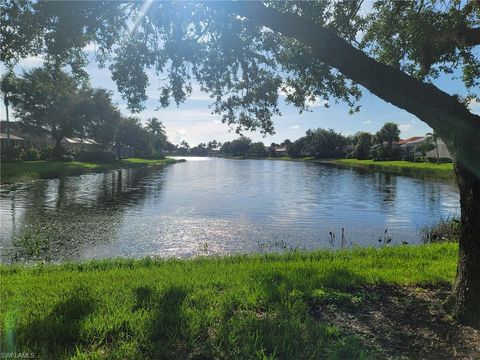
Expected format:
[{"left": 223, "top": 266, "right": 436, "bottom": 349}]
[
  {"left": 2, "top": 243, "right": 479, "bottom": 359},
  {"left": 0, "top": 158, "right": 183, "bottom": 184}
]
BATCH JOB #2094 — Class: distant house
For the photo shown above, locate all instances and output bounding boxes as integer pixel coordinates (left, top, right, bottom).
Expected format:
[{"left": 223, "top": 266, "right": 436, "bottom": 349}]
[
  {"left": 0, "top": 120, "right": 53, "bottom": 149},
  {"left": 0, "top": 132, "right": 24, "bottom": 150},
  {"left": 0, "top": 120, "right": 101, "bottom": 152},
  {"left": 397, "top": 136, "right": 425, "bottom": 146},
  {"left": 61, "top": 137, "right": 98, "bottom": 152},
  {"left": 399, "top": 136, "right": 426, "bottom": 159},
  {"left": 426, "top": 138, "right": 452, "bottom": 161},
  {"left": 273, "top": 146, "right": 288, "bottom": 155},
  {"left": 399, "top": 136, "right": 452, "bottom": 161}
]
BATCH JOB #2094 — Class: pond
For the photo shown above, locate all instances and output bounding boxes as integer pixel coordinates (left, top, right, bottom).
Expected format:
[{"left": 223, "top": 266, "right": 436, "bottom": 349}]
[{"left": 0, "top": 157, "right": 459, "bottom": 262}]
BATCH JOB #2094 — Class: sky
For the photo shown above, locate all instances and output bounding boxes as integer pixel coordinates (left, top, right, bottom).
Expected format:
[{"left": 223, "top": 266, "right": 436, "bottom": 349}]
[{"left": 1, "top": 34, "right": 479, "bottom": 147}]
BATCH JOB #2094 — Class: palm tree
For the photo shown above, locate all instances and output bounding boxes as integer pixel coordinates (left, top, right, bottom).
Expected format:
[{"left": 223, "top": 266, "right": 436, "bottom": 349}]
[
  {"left": 375, "top": 122, "right": 400, "bottom": 146},
  {"left": 145, "top": 117, "right": 166, "bottom": 137},
  {"left": 0, "top": 71, "right": 17, "bottom": 151},
  {"left": 426, "top": 131, "right": 440, "bottom": 164}
]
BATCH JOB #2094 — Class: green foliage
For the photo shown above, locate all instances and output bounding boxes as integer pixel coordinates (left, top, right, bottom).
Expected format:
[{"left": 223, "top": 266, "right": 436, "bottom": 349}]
[
  {"left": 75, "top": 150, "right": 117, "bottom": 164},
  {"left": 352, "top": 132, "right": 373, "bottom": 160},
  {"left": 9, "top": 67, "right": 83, "bottom": 148},
  {"left": 305, "top": 128, "right": 347, "bottom": 159},
  {"left": 371, "top": 144, "right": 403, "bottom": 161},
  {"left": 421, "top": 217, "right": 461, "bottom": 243},
  {"left": 189, "top": 143, "right": 208, "bottom": 156},
  {"left": 221, "top": 136, "right": 253, "bottom": 157},
  {"left": 416, "top": 137, "right": 436, "bottom": 161},
  {"left": 362, "top": 1, "right": 480, "bottom": 96},
  {"left": 60, "top": 155, "right": 74, "bottom": 162},
  {"left": 0, "top": 158, "right": 180, "bottom": 184},
  {"left": 75, "top": 87, "right": 121, "bottom": 146},
  {"left": 1, "top": 1, "right": 478, "bottom": 136},
  {"left": 248, "top": 142, "right": 268, "bottom": 157},
  {"left": 10, "top": 226, "right": 52, "bottom": 261},
  {"left": 7, "top": 67, "right": 123, "bottom": 152},
  {"left": 0, "top": 243, "right": 458, "bottom": 359},
  {"left": 22, "top": 147, "right": 40, "bottom": 161},
  {"left": 40, "top": 145, "right": 54, "bottom": 160},
  {"left": 375, "top": 122, "right": 400, "bottom": 145},
  {"left": 334, "top": 159, "right": 454, "bottom": 178}
]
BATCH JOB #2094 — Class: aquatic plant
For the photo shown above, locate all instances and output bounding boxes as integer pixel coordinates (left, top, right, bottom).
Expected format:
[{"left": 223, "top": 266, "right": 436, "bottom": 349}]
[{"left": 421, "top": 217, "right": 460, "bottom": 243}]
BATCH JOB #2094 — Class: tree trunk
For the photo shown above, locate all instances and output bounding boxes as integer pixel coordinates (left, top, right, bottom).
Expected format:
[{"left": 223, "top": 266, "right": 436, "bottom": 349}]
[
  {"left": 53, "top": 136, "right": 63, "bottom": 160},
  {"left": 446, "top": 161, "right": 480, "bottom": 327}
]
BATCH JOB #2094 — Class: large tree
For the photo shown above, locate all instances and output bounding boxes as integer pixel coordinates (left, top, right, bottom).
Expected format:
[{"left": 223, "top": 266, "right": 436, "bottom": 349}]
[
  {"left": 2, "top": 1, "right": 479, "bottom": 325},
  {"left": 305, "top": 128, "right": 347, "bottom": 159},
  {"left": 9, "top": 67, "right": 83, "bottom": 154},
  {"left": 75, "top": 87, "right": 122, "bottom": 146},
  {"left": 375, "top": 122, "right": 400, "bottom": 146}
]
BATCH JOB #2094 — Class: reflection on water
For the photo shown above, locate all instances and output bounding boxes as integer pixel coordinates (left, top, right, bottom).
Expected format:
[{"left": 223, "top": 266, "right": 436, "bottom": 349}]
[{"left": 0, "top": 158, "right": 459, "bottom": 262}]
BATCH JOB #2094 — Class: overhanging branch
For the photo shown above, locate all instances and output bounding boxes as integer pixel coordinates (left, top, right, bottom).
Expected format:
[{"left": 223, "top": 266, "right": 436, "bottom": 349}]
[{"left": 209, "top": 1, "right": 480, "bottom": 136}]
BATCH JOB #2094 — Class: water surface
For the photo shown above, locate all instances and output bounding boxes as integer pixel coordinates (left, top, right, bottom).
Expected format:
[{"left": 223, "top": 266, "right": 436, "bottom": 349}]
[{"left": 0, "top": 157, "right": 459, "bottom": 262}]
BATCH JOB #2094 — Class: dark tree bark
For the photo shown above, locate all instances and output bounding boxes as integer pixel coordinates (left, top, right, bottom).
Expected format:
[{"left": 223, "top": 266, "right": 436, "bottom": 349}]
[
  {"left": 218, "top": 2, "right": 480, "bottom": 325},
  {"left": 447, "top": 161, "right": 480, "bottom": 328},
  {"left": 53, "top": 135, "right": 63, "bottom": 160}
]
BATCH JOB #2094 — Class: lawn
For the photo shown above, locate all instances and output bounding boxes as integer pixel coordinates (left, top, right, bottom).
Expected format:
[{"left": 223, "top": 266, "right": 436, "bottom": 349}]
[
  {"left": 0, "top": 158, "right": 182, "bottom": 184},
  {"left": 329, "top": 159, "right": 454, "bottom": 178},
  {"left": 1, "top": 243, "right": 473, "bottom": 359}
]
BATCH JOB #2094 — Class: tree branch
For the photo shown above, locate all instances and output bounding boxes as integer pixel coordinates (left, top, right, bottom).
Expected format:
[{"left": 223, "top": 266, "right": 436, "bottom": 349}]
[{"left": 210, "top": 1, "right": 480, "bottom": 140}]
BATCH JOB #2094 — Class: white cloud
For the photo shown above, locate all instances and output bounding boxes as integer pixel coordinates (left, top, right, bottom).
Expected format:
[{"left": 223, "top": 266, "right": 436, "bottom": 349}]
[
  {"left": 189, "top": 84, "right": 213, "bottom": 101},
  {"left": 362, "top": 120, "right": 372, "bottom": 125},
  {"left": 165, "top": 120, "right": 236, "bottom": 145},
  {"left": 468, "top": 99, "right": 480, "bottom": 114},
  {"left": 399, "top": 123, "right": 413, "bottom": 134},
  {"left": 15, "top": 55, "right": 44, "bottom": 68},
  {"left": 83, "top": 42, "right": 96, "bottom": 52},
  {"left": 288, "top": 124, "right": 301, "bottom": 130}
]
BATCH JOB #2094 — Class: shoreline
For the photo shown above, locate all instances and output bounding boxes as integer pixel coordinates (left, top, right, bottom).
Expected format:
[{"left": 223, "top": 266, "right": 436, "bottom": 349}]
[
  {"left": 0, "top": 158, "right": 185, "bottom": 185},
  {"left": 213, "top": 156, "right": 455, "bottom": 178}
]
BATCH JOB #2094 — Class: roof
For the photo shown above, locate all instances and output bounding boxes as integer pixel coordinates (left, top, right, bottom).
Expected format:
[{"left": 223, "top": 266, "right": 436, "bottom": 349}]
[
  {"left": 397, "top": 136, "right": 425, "bottom": 145},
  {"left": 62, "top": 137, "right": 98, "bottom": 145},
  {"left": 0, "top": 132, "right": 24, "bottom": 140}
]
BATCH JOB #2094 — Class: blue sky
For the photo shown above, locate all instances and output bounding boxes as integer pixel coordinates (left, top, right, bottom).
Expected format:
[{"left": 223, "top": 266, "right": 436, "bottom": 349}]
[{"left": 2, "top": 47, "right": 479, "bottom": 146}]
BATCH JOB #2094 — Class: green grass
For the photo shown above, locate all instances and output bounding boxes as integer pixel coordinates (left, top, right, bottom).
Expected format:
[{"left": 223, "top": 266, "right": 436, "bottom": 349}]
[
  {"left": 266, "top": 156, "right": 316, "bottom": 161},
  {"left": 0, "top": 158, "right": 182, "bottom": 184},
  {"left": 327, "top": 159, "right": 454, "bottom": 178},
  {"left": 263, "top": 157, "right": 454, "bottom": 178},
  {"left": 0, "top": 243, "right": 457, "bottom": 359}
]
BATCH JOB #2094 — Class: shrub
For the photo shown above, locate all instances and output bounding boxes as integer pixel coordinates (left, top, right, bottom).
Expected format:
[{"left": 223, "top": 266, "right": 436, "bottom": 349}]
[
  {"left": 60, "top": 155, "right": 74, "bottom": 162},
  {"left": 75, "top": 150, "right": 117, "bottom": 163},
  {"left": 354, "top": 143, "right": 371, "bottom": 160},
  {"left": 371, "top": 145, "right": 403, "bottom": 161},
  {"left": 40, "top": 146, "right": 54, "bottom": 160},
  {"left": 23, "top": 148, "right": 40, "bottom": 161},
  {"left": 421, "top": 217, "right": 460, "bottom": 243},
  {"left": 390, "top": 146, "right": 403, "bottom": 160}
]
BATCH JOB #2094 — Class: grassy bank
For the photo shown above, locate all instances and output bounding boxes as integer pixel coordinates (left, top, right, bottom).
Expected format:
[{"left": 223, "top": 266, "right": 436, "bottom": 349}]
[
  {"left": 0, "top": 243, "right": 461, "bottom": 359},
  {"left": 263, "top": 157, "right": 454, "bottom": 178},
  {"left": 0, "top": 158, "right": 182, "bottom": 184},
  {"left": 326, "top": 159, "right": 454, "bottom": 178}
]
